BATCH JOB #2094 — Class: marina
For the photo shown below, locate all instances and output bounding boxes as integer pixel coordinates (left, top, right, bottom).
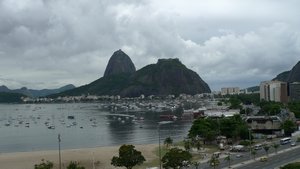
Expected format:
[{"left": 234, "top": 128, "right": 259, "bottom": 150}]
[{"left": 0, "top": 103, "right": 191, "bottom": 153}]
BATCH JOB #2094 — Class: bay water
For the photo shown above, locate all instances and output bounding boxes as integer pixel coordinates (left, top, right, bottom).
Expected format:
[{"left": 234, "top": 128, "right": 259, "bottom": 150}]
[{"left": 0, "top": 103, "right": 191, "bottom": 153}]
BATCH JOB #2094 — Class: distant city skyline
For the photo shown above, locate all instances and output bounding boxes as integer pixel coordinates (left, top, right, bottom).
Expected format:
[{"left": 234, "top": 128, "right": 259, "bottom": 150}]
[{"left": 0, "top": 0, "right": 300, "bottom": 91}]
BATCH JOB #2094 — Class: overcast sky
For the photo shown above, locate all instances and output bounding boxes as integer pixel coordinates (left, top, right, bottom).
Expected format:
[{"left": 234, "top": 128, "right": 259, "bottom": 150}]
[{"left": 0, "top": 0, "right": 300, "bottom": 91}]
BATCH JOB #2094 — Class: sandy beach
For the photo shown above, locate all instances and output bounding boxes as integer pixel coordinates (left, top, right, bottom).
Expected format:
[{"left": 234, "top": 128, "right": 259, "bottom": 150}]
[{"left": 0, "top": 144, "right": 158, "bottom": 169}]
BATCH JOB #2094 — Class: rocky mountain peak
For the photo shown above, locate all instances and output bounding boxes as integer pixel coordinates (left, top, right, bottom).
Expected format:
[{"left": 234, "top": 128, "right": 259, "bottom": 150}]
[
  {"left": 287, "top": 61, "right": 300, "bottom": 82},
  {"left": 103, "top": 49, "right": 136, "bottom": 77},
  {"left": 0, "top": 85, "right": 10, "bottom": 92}
]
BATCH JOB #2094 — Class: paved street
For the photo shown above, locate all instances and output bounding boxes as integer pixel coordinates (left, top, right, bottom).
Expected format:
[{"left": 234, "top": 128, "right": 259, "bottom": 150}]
[{"left": 187, "top": 141, "right": 300, "bottom": 169}]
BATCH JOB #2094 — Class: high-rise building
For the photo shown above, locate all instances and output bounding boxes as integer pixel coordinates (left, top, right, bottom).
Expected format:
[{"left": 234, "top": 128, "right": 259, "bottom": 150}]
[
  {"left": 260, "top": 81, "right": 288, "bottom": 103},
  {"left": 221, "top": 87, "right": 240, "bottom": 95},
  {"left": 289, "top": 82, "right": 300, "bottom": 101}
]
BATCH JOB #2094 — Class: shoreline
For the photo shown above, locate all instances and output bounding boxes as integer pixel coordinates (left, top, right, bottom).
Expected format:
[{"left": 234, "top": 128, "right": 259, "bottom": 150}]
[{"left": 0, "top": 143, "right": 158, "bottom": 169}]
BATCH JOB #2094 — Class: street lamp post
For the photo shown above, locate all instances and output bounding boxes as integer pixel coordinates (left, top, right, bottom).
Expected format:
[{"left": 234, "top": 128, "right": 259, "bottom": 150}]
[
  {"left": 58, "top": 134, "right": 61, "bottom": 169},
  {"left": 158, "top": 126, "right": 161, "bottom": 169},
  {"left": 158, "top": 121, "right": 173, "bottom": 169},
  {"left": 249, "top": 128, "right": 252, "bottom": 160}
]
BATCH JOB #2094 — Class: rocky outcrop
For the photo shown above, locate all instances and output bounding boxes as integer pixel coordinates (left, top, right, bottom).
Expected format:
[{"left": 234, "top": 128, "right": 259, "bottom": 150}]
[
  {"left": 273, "top": 61, "right": 300, "bottom": 82},
  {"left": 272, "top": 71, "right": 290, "bottom": 81},
  {"left": 103, "top": 49, "right": 136, "bottom": 77},
  {"left": 120, "top": 58, "right": 211, "bottom": 96},
  {"left": 287, "top": 61, "right": 300, "bottom": 82},
  {"left": 55, "top": 51, "right": 211, "bottom": 97},
  {"left": 0, "top": 85, "right": 10, "bottom": 92},
  {"left": 0, "top": 84, "right": 75, "bottom": 98}
]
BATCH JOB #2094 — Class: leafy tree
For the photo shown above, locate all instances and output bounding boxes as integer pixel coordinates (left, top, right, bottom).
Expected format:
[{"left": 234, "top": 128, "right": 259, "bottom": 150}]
[
  {"left": 272, "top": 143, "right": 280, "bottom": 154},
  {"left": 189, "top": 115, "right": 249, "bottom": 143},
  {"left": 281, "top": 120, "right": 297, "bottom": 136},
  {"left": 164, "top": 137, "right": 173, "bottom": 148},
  {"left": 111, "top": 144, "right": 145, "bottom": 169},
  {"left": 188, "top": 118, "right": 219, "bottom": 144},
  {"left": 234, "top": 93, "right": 260, "bottom": 105},
  {"left": 208, "top": 156, "right": 220, "bottom": 169},
  {"left": 280, "top": 162, "right": 300, "bottom": 169},
  {"left": 259, "top": 101, "right": 283, "bottom": 115},
  {"left": 288, "top": 102, "right": 300, "bottom": 118},
  {"left": 229, "top": 97, "right": 242, "bottom": 109},
  {"left": 66, "top": 161, "right": 85, "bottom": 169},
  {"left": 34, "top": 159, "right": 53, "bottom": 169},
  {"left": 162, "top": 147, "right": 192, "bottom": 169}
]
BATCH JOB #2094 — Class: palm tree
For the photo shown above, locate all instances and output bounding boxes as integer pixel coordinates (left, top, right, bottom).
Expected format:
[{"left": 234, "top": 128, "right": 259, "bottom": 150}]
[
  {"left": 251, "top": 150, "right": 257, "bottom": 160},
  {"left": 164, "top": 137, "right": 173, "bottom": 149},
  {"left": 184, "top": 139, "right": 191, "bottom": 151},
  {"left": 192, "top": 137, "right": 202, "bottom": 151},
  {"left": 192, "top": 161, "right": 201, "bottom": 169},
  {"left": 208, "top": 156, "right": 220, "bottom": 169},
  {"left": 224, "top": 154, "right": 231, "bottom": 168},
  {"left": 272, "top": 143, "right": 279, "bottom": 154},
  {"left": 263, "top": 145, "right": 270, "bottom": 156}
]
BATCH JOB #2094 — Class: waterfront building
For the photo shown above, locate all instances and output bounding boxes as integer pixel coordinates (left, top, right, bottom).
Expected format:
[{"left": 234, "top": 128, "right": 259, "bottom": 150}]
[{"left": 245, "top": 116, "right": 282, "bottom": 134}]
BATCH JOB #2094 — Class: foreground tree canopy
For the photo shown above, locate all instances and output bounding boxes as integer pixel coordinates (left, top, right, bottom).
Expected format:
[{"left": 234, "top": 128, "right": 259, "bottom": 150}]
[
  {"left": 162, "top": 147, "right": 192, "bottom": 169},
  {"left": 188, "top": 115, "right": 249, "bottom": 143},
  {"left": 34, "top": 159, "right": 53, "bottom": 169},
  {"left": 281, "top": 120, "right": 297, "bottom": 136},
  {"left": 66, "top": 161, "right": 85, "bottom": 169},
  {"left": 111, "top": 144, "right": 145, "bottom": 169},
  {"left": 280, "top": 162, "right": 300, "bottom": 169}
]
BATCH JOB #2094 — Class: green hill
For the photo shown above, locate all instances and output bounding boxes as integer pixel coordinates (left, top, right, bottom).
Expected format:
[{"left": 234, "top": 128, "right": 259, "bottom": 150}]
[
  {"left": 0, "top": 92, "right": 25, "bottom": 103},
  {"left": 51, "top": 51, "right": 211, "bottom": 97}
]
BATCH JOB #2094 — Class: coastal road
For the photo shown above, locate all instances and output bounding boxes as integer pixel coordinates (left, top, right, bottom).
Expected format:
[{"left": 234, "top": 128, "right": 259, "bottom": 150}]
[
  {"left": 233, "top": 145, "right": 300, "bottom": 169},
  {"left": 186, "top": 143, "right": 300, "bottom": 169}
]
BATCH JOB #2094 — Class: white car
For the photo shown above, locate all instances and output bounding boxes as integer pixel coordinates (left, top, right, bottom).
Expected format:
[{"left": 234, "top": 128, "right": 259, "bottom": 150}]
[
  {"left": 291, "top": 142, "right": 296, "bottom": 146},
  {"left": 236, "top": 154, "right": 243, "bottom": 158}
]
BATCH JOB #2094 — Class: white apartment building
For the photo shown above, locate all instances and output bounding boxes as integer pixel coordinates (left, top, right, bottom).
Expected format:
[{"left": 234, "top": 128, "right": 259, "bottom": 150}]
[
  {"left": 221, "top": 87, "right": 240, "bottom": 95},
  {"left": 260, "top": 81, "right": 288, "bottom": 103}
]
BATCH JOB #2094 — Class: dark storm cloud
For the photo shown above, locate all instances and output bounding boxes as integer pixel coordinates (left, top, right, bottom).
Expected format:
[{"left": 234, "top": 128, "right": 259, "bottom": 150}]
[{"left": 0, "top": 0, "right": 300, "bottom": 90}]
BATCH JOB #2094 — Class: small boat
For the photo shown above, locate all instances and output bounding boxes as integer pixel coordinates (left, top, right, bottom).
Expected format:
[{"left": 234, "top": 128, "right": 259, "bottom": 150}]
[
  {"left": 68, "top": 116, "right": 75, "bottom": 119},
  {"left": 48, "top": 126, "right": 55, "bottom": 129}
]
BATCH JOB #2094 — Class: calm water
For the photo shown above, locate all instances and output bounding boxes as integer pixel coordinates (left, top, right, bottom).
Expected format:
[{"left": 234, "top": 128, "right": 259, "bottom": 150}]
[{"left": 0, "top": 103, "right": 191, "bottom": 153}]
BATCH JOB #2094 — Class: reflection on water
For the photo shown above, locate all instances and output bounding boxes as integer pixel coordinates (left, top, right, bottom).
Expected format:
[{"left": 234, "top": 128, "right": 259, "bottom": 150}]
[{"left": 0, "top": 103, "right": 191, "bottom": 153}]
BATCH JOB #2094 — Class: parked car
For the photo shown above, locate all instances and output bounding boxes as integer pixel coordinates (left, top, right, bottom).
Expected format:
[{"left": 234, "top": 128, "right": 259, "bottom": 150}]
[
  {"left": 260, "top": 156, "right": 268, "bottom": 162},
  {"left": 291, "top": 142, "right": 296, "bottom": 146},
  {"left": 212, "top": 152, "right": 221, "bottom": 158},
  {"left": 236, "top": 154, "right": 243, "bottom": 158},
  {"left": 254, "top": 144, "right": 262, "bottom": 150}
]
